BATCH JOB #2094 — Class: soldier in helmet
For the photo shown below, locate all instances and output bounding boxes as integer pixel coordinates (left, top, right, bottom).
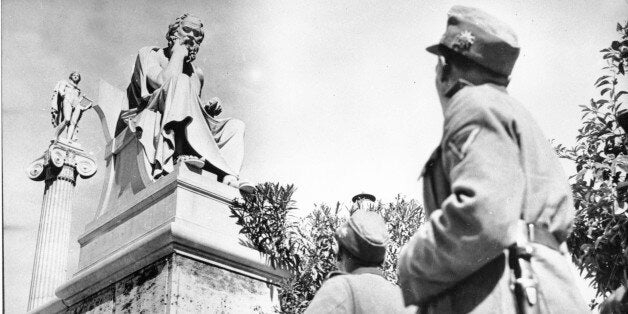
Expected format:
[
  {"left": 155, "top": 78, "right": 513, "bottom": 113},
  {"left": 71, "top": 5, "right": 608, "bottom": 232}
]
[
  {"left": 305, "top": 211, "right": 413, "bottom": 314},
  {"left": 397, "top": 6, "right": 589, "bottom": 313}
]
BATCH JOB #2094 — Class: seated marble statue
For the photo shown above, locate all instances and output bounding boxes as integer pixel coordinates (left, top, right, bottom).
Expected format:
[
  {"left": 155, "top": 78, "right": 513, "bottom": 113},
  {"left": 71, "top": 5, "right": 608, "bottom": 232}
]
[{"left": 126, "top": 13, "right": 253, "bottom": 193}]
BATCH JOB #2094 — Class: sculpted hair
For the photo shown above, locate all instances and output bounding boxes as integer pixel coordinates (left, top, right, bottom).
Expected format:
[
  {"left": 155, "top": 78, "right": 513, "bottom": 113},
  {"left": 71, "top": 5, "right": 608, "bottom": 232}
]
[{"left": 68, "top": 71, "right": 81, "bottom": 83}]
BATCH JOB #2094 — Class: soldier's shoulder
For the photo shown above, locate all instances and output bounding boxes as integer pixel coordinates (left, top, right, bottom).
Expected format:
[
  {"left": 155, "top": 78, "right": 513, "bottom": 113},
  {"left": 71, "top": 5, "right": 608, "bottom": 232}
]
[
  {"left": 318, "top": 272, "right": 352, "bottom": 294},
  {"left": 448, "top": 85, "right": 518, "bottom": 126},
  {"left": 455, "top": 84, "right": 515, "bottom": 110}
]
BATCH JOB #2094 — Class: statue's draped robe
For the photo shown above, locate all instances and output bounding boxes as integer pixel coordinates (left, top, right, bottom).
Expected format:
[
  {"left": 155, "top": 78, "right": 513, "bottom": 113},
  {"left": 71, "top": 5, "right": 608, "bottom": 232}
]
[{"left": 128, "top": 46, "right": 244, "bottom": 179}]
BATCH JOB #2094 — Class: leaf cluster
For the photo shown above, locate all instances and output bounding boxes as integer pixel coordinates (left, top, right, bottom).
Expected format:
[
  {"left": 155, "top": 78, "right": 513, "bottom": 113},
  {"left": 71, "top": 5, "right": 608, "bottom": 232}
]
[
  {"left": 229, "top": 182, "right": 301, "bottom": 270},
  {"left": 372, "top": 196, "right": 425, "bottom": 283},
  {"left": 554, "top": 20, "right": 628, "bottom": 305},
  {"left": 278, "top": 203, "right": 345, "bottom": 313},
  {"left": 230, "top": 186, "right": 425, "bottom": 313}
]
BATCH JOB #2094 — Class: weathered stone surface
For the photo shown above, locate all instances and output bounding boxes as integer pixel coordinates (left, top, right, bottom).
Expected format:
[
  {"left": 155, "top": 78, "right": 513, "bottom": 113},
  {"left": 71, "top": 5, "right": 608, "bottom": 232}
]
[
  {"left": 61, "top": 254, "right": 278, "bottom": 314},
  {"left": 113, "top": 257, "right": 171, "bottom": 313},
  {"left": 170, "top": 255, "right": 278, "bottom": 313},
  {"left": 65, "top": 285, "right": 114, "bottom": 314}
]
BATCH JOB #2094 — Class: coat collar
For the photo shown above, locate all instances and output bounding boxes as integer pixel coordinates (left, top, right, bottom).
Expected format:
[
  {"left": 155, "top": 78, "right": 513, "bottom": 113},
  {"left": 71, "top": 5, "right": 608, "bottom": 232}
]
[
  {"left": 443, "top": 82, "right": 509, "bottom": 126},
  {"left": 350, "top": 267, "right": 383, "bottom": 276}
]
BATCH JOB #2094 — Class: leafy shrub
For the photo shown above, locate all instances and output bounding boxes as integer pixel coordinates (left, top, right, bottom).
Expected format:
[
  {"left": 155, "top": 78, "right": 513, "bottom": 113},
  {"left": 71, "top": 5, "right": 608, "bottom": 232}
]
[
  {"left": 554, "top": 21, "right": 628, "bottom": 303},
  {"left": 373, "top": 196, "right": 425, "bottom": 283},
  {"left": 279, "top": 203, "right": 344, "bottom": 313},
  {"left": 229, "top": 182, "right": 301, "bottom": 270},
  {"left": 230, "top": 186, "right": 425, "bottom": 313}
]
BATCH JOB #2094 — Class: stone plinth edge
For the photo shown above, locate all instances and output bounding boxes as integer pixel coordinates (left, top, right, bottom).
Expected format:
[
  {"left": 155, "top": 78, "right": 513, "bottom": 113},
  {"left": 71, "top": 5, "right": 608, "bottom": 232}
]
[{"left": 28, "top": 297, "right": 66, "bottom": 314}]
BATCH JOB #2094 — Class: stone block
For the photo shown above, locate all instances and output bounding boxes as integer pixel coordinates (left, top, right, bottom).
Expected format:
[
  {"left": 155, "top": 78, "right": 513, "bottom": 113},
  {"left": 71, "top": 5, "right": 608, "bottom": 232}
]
[{"left": 53, "top": 254, "right": 279, "bottom": 314}]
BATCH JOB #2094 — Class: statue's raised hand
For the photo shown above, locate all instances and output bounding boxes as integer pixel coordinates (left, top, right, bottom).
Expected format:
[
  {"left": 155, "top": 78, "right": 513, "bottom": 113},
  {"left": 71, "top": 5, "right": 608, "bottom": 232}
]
[
  {"left": 204, "top": 97, "right": 223, "bottom": 117},
  {"left": 171, "top": 38, "right": 189, "bottom": 59}
]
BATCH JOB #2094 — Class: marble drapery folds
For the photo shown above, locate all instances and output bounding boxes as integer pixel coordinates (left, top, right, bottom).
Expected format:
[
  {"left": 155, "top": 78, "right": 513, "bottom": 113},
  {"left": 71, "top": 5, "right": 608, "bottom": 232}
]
[{"left": 127, "top": 46, "right": 244, "bottom": 179}]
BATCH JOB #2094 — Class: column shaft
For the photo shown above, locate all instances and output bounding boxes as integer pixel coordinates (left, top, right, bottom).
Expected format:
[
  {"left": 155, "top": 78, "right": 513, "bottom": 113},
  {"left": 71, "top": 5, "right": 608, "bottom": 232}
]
[{"left": 27, "top": 164, "right": 76, "bottom": 311}]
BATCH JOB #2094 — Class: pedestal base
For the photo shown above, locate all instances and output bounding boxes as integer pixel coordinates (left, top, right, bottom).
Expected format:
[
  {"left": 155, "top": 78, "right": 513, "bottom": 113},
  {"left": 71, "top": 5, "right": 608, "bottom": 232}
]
[
  {"left": 29, "top": 163, "right": 287, "bottom": 313},
  {"left": 42, "top": 254, "right": 278, "bottom": 313}
]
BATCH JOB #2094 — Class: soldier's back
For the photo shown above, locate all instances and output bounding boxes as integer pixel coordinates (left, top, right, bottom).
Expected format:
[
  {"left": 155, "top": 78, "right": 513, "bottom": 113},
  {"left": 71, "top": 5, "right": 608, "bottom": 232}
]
[
  {"left": 343, "top": 273, "right": 413, "bottom": 314},
  {"left": 433, "top": 83, "right": 589, "bottom": 314},
  {"left": 305, "top": 272, "right": 414, "bottom": 314}
]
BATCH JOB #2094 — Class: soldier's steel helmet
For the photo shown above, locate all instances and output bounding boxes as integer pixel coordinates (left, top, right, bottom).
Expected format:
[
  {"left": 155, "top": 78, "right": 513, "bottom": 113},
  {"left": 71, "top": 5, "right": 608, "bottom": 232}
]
[
  {"left": 334, "top": 210, "right": 389, "bottom": 264},
  {"left": 427, "top": 5, "right": 520, "bottom": 77}
]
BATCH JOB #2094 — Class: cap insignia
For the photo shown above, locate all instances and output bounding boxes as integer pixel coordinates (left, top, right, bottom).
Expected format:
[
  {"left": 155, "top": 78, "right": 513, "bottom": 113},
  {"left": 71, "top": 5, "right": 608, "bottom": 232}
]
[{"left": 452, "top": 30, "right": 475, "bottom": 52}]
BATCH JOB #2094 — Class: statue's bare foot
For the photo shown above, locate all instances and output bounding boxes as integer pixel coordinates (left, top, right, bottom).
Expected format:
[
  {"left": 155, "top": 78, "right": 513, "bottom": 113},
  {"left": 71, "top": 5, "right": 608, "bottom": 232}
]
[
  {"left": 177, "top": 155, "right": 205, "bottom": 169},
  {"left": 223, "top": 175, "right": 256, "bottom": 194}
]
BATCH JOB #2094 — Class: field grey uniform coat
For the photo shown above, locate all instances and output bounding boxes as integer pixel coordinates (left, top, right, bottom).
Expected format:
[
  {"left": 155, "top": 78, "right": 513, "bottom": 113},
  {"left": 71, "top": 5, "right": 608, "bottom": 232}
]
[
  {"left": 304, "top": 268, "right": 413, "bottom": 314},
  {"left": 398, "top": 82, "right": 589, "bottom": 313}
]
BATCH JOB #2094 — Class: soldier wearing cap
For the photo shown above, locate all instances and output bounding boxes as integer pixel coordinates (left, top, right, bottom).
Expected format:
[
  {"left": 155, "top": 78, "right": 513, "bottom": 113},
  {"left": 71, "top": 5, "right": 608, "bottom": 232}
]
[
  {"left": 305, "top": 211, "right": 413, "bottom": 313},
  {"left": 397, "top": 6, "right": 589, "bottom": 313},
  {"left": 351, "top": 192, "right": 377, "bottom": 211}
]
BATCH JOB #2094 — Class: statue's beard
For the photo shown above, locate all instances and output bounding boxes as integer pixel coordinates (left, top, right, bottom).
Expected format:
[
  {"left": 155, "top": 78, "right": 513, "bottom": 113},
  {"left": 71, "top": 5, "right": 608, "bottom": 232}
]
[
  {"left": 186, "top": 45, "right": 199, "bottom": 62},
  {"left": 169, "top": 33, "right": 202, "bottom": 63}
]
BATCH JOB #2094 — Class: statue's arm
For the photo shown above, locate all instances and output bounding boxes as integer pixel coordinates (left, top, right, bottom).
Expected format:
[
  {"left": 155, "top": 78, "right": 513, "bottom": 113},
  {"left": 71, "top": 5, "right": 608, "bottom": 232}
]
[
  {"left": 146, "top": 40, "right": 188, "bottom": 90},
  {"left": 50, "top": 81, "right": 65, "bottom": 127},
  {"left": 197, "top": 67, "right": 204, "bottom": 96},
  {"left": 145, "top": 64, "right": 164, "bottom": 91},
  {"left": 54, "top": 81, "right": 67, "bottom": 96}
]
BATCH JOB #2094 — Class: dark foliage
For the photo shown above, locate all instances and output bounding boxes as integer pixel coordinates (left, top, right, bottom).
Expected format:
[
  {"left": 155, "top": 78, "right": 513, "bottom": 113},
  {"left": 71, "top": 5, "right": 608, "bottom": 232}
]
[
  {"left": 229, "top": 182, "right": 301, "bottom": 270},
  {"left": 230, "top": 184, "right": 425, "bottom": 313},
  {"left": 554, "top": 20, "right": 628, "bottom": 306}
]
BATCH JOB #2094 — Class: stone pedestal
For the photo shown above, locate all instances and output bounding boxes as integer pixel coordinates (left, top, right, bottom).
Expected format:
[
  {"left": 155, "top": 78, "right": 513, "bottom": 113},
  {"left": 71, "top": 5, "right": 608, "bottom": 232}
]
[
  {"left": 26, "top": 140, "right": 97, "bottom": 311},
  {"left": 29, "top": 161, "right": 286, "bottom": 313},
  {"left": 57, "top": 254, "right": 280, "bottom": 313}
]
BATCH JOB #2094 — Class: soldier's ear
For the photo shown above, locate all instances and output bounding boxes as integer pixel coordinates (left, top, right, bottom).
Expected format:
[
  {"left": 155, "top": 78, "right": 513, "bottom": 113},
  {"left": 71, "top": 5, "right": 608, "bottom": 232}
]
[
  {"left": 436, "top": 55, "right": 451, "bottom": 82},
  {"left": 336, "top": 246, "right": 344, "bottom": 262},
  {"left": 441, "top": 63, "right": 452, "bottom": 82}
]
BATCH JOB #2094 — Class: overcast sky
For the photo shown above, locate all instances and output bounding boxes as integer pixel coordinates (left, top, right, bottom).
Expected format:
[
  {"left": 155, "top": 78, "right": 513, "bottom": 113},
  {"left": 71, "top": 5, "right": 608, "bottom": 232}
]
[{"left": 3, "top": 0, "right": 627, "bottom": 312}]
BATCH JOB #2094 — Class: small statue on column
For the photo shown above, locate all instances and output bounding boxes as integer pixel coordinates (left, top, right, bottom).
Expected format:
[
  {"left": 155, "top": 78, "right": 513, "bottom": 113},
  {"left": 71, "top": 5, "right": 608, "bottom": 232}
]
[
  {"left": 26, "top": 72, "right": 97, "bottom": 311},
  {"left": 50, "top": 71, "right": 93, "bottom": 142}
]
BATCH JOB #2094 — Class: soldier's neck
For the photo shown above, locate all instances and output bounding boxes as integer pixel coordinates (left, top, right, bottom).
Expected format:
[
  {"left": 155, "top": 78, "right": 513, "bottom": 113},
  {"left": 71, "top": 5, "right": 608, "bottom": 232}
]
[{"left": 438, "top": 79, "right": 472, "bottom": 113}]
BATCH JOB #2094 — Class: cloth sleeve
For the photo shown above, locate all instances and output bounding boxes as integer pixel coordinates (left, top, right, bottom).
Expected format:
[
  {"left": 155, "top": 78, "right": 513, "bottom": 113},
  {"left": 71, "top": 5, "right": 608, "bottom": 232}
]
[
  {"left": 142, "top": 50, "right": 163, "bottom": 92},
  {"left": 128, "top": 47, "right": 160, "bottom": 109},
  {"left": 398, "top": 113, "right": 525, "bottom": 305}
]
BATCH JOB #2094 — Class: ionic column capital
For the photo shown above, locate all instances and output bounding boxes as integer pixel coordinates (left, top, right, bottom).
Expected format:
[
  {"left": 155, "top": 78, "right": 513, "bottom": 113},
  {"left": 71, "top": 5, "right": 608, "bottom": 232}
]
[{"left": 27, "top": 140, "right": 97, "bottom": 181}]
